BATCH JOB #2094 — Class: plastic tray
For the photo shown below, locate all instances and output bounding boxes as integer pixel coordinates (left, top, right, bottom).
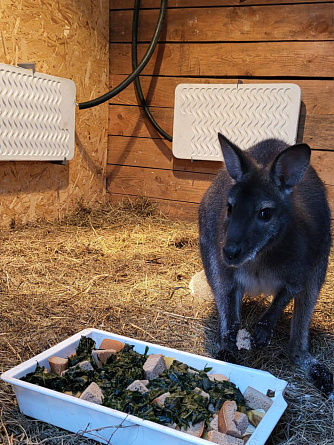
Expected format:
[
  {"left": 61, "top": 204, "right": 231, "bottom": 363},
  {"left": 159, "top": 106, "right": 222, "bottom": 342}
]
[{"left": 1, "top": 328, "right": 287, "bottom": 444}]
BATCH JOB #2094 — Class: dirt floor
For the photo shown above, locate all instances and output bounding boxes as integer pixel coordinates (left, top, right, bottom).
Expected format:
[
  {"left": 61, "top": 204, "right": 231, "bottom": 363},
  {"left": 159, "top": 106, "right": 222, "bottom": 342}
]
[{"left": 0, "top": 199, "right": 333, "bottom": 445}]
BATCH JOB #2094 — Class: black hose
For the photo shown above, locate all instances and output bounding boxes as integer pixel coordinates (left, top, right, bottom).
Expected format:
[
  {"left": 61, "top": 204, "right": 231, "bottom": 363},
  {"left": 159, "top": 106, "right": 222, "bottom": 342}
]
[
  {"left": 77, "top": 0, "right": 168, "bottom": 110},
  {"left": 132, "top": 0, "right": 172, "bottom": 142}
]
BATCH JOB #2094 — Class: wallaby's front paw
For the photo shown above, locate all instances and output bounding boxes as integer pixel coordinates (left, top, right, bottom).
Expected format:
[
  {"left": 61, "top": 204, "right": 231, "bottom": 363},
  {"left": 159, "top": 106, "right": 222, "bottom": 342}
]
[
  {"left": 220, "top": 330, "right": 238, "bottom": 351},
  {"left": 216, "top": 349, "right": 237, "bottom": 364},
  {"left": 309, "top": 363, "right": 334, "bottom": 397},
  {"left": 254, "top": 322, "right": 273, "bottom": 348}
]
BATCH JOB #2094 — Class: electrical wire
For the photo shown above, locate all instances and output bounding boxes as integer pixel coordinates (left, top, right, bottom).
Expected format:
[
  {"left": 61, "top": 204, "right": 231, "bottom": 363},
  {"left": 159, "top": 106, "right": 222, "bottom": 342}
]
[
  {"left": 132, "top": 0, "right": 172, "bottom": 142},
  {"left": 77, "top": 0, "right": 168, "bottom": 110}
]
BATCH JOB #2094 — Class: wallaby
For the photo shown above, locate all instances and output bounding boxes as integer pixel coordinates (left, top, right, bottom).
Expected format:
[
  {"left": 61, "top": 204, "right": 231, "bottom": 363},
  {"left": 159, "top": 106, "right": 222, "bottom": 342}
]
[{"left": 199, "top": 133, "right": 333, "bottom": 396}]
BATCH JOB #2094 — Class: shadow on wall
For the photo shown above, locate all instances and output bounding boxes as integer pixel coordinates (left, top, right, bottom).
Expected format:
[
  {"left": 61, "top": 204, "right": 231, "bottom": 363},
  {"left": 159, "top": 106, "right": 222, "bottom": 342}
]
[
  {"left": 296, "top": 102, "right": 306, "bottom": 144},
  {"left": 0, "top": 161, "right": 69, "bottom": 195},
  {"left": 0, "top": 130, "right": 106, "bottom": 196},
  {"left": 107, "top": 35, "right": 172, "bottom": 186},
  {"left": 75, "top": 132, "right": 106, "bottom": 181}
]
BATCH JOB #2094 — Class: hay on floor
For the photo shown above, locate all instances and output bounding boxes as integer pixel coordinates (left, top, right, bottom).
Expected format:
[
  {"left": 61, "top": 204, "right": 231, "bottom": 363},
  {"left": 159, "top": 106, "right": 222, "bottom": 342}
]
[{"left": 0, "top": 199, "right": 333, "bottom": 444}]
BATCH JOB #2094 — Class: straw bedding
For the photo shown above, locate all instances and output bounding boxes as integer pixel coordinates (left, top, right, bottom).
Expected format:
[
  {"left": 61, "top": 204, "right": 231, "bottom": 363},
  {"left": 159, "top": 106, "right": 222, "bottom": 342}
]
[{"left": 0, "top": 199, "right": 333, "bottom": 444}]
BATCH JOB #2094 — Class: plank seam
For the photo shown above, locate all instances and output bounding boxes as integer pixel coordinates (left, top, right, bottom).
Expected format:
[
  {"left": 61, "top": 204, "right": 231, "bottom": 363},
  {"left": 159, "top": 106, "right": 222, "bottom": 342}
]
[
  {"left": 109, "top": 102, "right": 174, "bottom": 110},
  {"left": 109, "top": 74, "right": 334, "bottom": 81},
  {"left": 110, "top": 39, "right": 334, "bottom": 44},
  {"left": 107, "top": 163, "right": 217, "bottom": 176},
  {"left": 110, "top": 2, "right": 333, "bottom": 12},
  {"left": 107, "top": 191, "right": 202, "bottom": 205}
]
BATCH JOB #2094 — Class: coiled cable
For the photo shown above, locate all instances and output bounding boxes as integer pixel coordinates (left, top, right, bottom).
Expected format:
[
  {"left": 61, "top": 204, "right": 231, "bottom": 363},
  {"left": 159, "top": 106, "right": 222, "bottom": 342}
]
[
  {"left": 77, "top": 0, "right": 168, "bottom": 113},
  {"left": 132, "top": 0, "right": 172, "bottom": 141}
]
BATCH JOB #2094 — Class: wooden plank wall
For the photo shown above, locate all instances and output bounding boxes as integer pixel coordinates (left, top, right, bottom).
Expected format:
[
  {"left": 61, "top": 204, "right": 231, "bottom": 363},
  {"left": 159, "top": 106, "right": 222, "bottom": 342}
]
[
  {"left": 108, "top": 0, "right": 334, "bottom": 220},
  {"left": 0, "top": 0, "right": 109, "bottom": 227}
]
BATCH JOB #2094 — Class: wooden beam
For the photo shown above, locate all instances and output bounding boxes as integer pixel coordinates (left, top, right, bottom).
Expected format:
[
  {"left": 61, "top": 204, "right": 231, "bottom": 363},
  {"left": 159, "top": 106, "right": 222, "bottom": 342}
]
[
  {"left": 107, "top": 136, "right": 334, "bottom": 179},
  {"left": 106, "top": 162, "right": 334, "bottom": 217},
  {"left": 110, "top": 41, "right": 334, "bottom": 78},
  {"left": 108, "top": 105, "right": 334, "bottom": 151},
  {"left": 110, "top": 0, "right": 330, "bottom": 9},
  {"left": 107, "top": 135, "right": 221, "bottom": 174},
  {"left": 110, "top": 76, "right": 334, "bottom": 116},
  {"left": 311, "top": 151, "right": 334, "bottom": 187},
  {"left": 109, "top": 105, "right": 172, "bottom": 138},
  {"left": 110, "top": 4, "right": 333, "bottom": 42},
  {"left": 107, "top": 164, "right": 214, "bottom": 203},
  {"left": 109, "top": 193, "right": 200, "bottom": 221}
]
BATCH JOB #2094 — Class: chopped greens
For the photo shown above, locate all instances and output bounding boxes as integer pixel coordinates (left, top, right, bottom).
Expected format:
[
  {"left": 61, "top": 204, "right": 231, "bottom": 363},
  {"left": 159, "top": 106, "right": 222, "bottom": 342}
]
[
  {"left": 22, "top": 336, "right": 246, "bottom": 432},
  {"left": 22, "top": 364, "right": 69, "bottom": 393},
  {"left": 68, "top": 336, "right": 96, "bottom": 366}
]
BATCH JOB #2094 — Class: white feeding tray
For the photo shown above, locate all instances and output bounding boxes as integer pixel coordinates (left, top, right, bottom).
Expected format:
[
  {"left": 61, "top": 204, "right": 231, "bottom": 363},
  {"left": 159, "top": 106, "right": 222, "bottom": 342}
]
[{"left": 1, "top": 328, "right": 287, "bottom": 445}]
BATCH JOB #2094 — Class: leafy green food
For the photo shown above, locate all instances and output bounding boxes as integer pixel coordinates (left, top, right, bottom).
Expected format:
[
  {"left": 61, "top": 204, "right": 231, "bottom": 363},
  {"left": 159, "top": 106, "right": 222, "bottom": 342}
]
[
  {"left": 158, "top": 390, "right": 209, "bottom": 427},
  {"left": 21, "top": 337, "right": 246, "bottom": 433},
  {"left": 96, "top": 344, "right": 148, "bottom": 394},
  {"left": 22, "top": 364, "right": 68, "bottom": 393},
  {"left": 68, "top": 336, "right": 96, "bottom": 366},
  {"left": 146, "top": 360, "right": 245, "bottom": 427}
]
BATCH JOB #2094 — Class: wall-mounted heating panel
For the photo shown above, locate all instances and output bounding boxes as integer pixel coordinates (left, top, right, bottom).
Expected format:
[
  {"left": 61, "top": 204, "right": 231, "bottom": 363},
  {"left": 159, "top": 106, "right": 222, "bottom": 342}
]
[
  {"left": 0, "top": 63, "right": 76, "bottom": 162},
  {"left": 173, "top": 83, "right": 301, "bottom": 161}
]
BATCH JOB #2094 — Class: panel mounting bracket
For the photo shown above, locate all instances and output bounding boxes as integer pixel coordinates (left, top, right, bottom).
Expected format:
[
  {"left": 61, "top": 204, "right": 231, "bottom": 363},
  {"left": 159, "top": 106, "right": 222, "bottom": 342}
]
[{"left": 17, "top": 63, "right": 36, "bottom": 74}]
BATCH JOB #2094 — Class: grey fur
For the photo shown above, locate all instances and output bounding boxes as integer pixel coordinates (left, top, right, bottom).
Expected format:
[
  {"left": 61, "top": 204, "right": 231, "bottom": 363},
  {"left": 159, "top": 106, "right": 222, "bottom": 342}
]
[{"left": 199, "top": 133, "right": 332, "bottom": 396}]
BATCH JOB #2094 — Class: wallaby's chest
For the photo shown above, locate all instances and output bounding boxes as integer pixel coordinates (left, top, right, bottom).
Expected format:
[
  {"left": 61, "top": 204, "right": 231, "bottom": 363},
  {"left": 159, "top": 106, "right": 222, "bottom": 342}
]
[{"left": 236, "top": 265, "right": 282, "bottom": 297}]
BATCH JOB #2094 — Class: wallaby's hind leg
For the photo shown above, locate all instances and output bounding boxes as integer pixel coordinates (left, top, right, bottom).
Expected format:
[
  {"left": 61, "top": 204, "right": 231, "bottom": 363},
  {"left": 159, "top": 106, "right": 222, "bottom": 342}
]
[{"left": 289, "top": 282, "right": 333, "bottom": 396}]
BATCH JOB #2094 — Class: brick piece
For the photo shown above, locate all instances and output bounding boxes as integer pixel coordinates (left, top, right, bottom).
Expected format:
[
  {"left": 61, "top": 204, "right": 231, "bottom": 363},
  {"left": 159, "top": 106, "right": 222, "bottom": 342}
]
[
  {"left": 99, "top": 338, "right": 124, "bottom": 352},
  {"left": 78, "top": 360, "right": 94, "bottom": 372},
  {"left": 80, "top": 382, "right": 104, "bottom": 405},
  {"left": 210, "top": 414, "right": 219, "bottom": 431},
  {"left": 207, "top": 430, "right": 244, "bottom": 444},
  {"left": 234, "top": 411, "right": 248, "bottom": 435},
  {"left": 48, "top": 356, "right": 69, "bottom": 376},
  {"left": 152, "top": 392, "right": 170, "bottom": 407},
  {"left": 92, "top": 349, "right": 117, "bottom": 367},
  {"left": 127, "top": 380, "right": 149, "bottom": 394},
  {"left": 143, "top": 354, "right": 167, "bottom": 380},
  {"left": 243, "top": 386, "right": 273, "bottom": 412},
  {"left": 218, "top": 401, "right": 241, "bottom": 438},
  {"left": 181, "top": 420, "right": 205, "bottom": 438},
  {"left": 208, "top": 373, "right": 229, "bottom": 382},
  {"left": 194, "top": 387, "right": 210, "bottom": 400}
]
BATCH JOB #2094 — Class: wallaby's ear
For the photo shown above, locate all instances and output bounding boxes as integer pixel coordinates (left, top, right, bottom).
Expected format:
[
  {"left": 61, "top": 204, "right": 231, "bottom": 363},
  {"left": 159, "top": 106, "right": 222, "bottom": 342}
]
[
  {"left": 271, "top": 143, "right": 311, "bottom": 190},
  {"left": 218, "top": 133, "right": 252, "bottom": 182}
]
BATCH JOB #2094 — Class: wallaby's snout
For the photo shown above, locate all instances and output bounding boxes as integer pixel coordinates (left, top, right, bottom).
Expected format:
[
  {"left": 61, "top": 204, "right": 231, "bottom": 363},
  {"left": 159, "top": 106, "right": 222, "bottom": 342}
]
[{"left": 223, "top": 241, "right": 241, "bottom": 264}]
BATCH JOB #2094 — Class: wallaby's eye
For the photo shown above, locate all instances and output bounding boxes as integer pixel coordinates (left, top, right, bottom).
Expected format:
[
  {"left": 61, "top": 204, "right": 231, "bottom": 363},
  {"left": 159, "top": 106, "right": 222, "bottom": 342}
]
[
  {"left": 226, "top": 203, "right": 233, "bottom": 217},
  {"left": 258, "top": 208, "right": 274, "bottom": 220}
]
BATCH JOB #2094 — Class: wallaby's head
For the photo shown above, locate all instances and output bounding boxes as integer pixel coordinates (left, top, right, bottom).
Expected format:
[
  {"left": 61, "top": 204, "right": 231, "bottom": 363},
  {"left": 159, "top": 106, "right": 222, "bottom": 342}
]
[{"left": 218, "top": 133, "right": 311, "bottom": 267}]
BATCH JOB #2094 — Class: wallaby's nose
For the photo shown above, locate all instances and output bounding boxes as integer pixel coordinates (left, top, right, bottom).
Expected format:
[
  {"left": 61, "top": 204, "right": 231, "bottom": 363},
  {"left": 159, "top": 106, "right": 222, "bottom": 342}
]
[{"left": 223, "top": 243, "right": 241, "bottom": 262}]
